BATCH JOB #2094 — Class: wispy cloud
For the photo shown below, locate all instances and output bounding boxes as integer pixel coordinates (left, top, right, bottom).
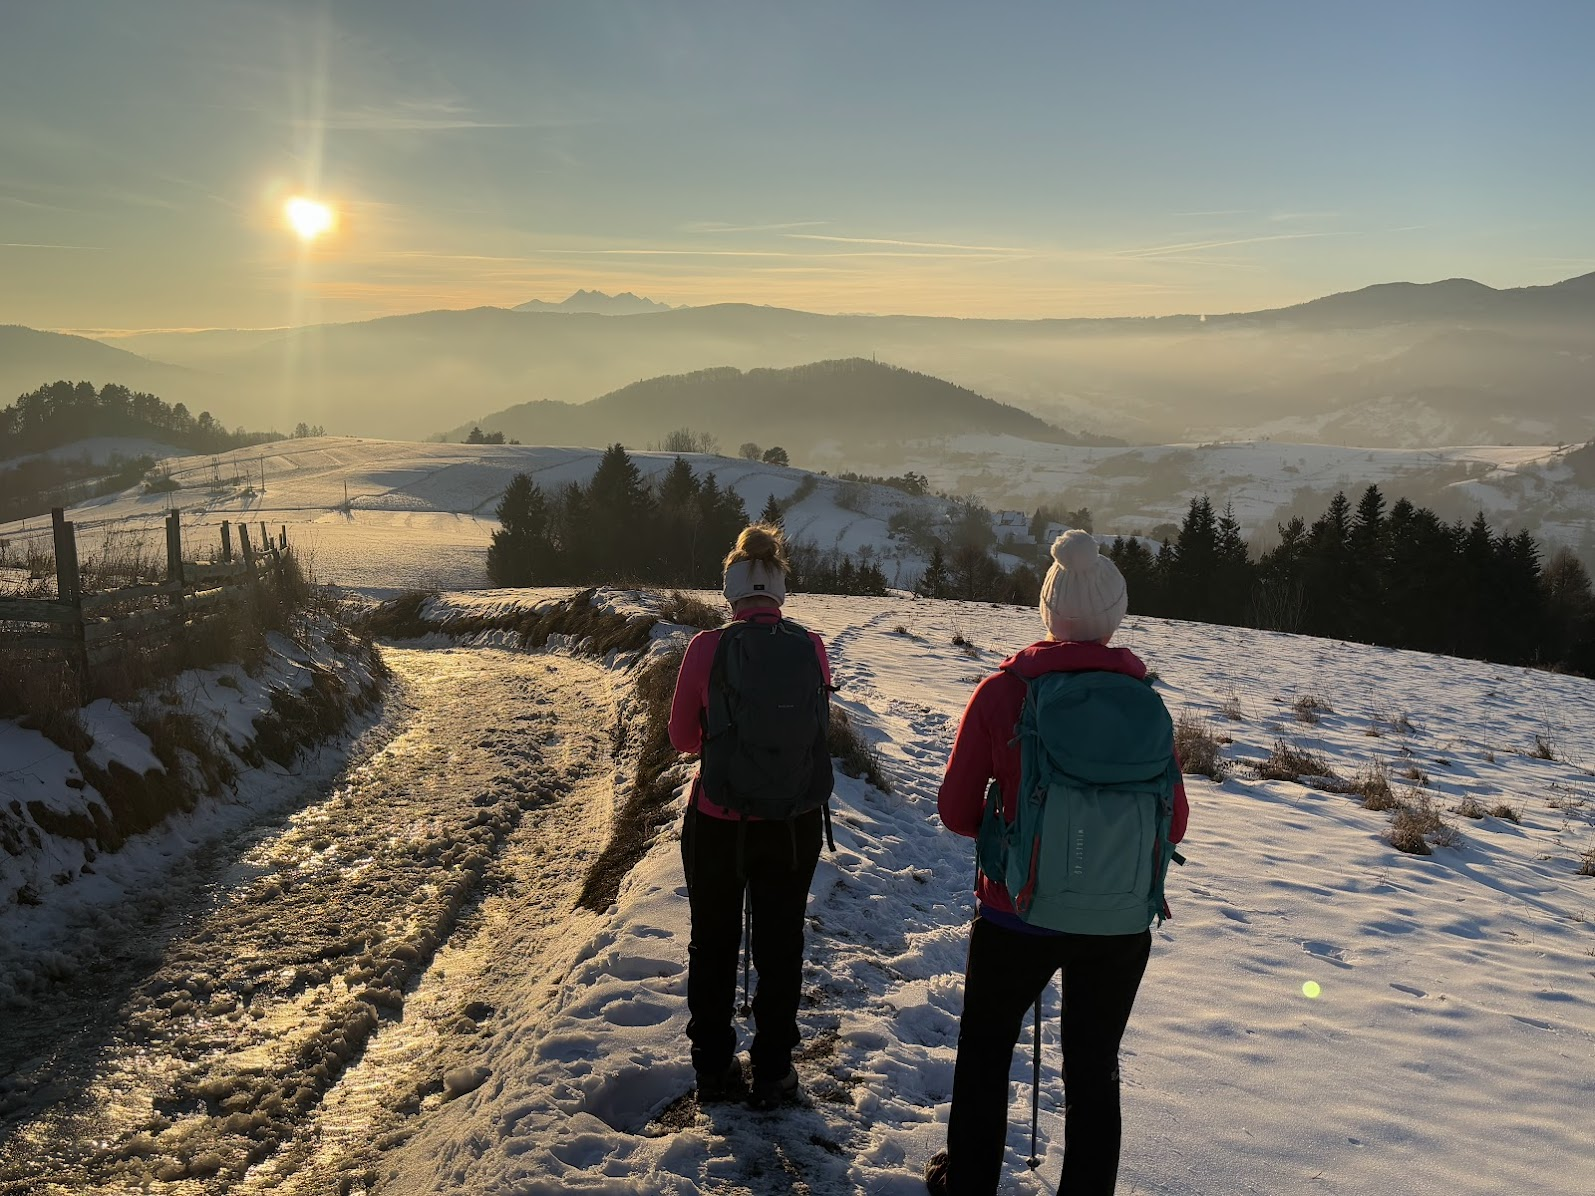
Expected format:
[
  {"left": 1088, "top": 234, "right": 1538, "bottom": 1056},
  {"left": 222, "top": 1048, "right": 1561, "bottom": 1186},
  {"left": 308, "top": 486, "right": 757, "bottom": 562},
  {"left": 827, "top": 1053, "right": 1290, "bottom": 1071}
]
[
  {"left": 786, "top": 233, "right": 1031, "bottom": 253},
  {"left": 299, "top": 98, "right": 568, "bottom": 132},
  {"left": 686, "top": 220, "right": 829, "bottom": 234},
  {"left": 1, "top": 242, "right": 108, "bottom": 250},
  {"left": 1117, "top": 232, "right": 1350, "bottom": 259},
  {"left": 1172, "top": 209, "right": 1253, "bottom": 218}
]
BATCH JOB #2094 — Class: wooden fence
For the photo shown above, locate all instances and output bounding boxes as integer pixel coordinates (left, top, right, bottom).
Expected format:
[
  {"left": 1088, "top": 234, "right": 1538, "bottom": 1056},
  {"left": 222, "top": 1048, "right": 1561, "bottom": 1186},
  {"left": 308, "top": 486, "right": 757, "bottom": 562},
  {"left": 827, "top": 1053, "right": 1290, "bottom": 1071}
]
[{"left": 0, "top": 508, "right": 293, "bottom": 698}]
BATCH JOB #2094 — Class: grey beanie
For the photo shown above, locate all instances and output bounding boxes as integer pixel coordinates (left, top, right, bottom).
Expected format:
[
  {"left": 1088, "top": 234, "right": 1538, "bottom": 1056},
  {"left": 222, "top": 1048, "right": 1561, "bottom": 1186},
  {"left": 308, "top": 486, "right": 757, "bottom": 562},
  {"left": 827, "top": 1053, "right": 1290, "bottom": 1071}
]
[{"left": 723, "top": 557, "right": 787, "bottom": 606}]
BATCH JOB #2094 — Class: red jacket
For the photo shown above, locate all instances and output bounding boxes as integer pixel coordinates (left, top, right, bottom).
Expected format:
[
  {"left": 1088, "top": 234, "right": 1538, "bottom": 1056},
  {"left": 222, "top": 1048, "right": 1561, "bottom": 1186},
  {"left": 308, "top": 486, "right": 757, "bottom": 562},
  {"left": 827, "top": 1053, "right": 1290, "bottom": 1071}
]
[
  {"left": 938, "top": 640, "right": 1190, "bottom": 918},
  {"left": 668, "top": 608, "right": 833, "bottom": 820}
]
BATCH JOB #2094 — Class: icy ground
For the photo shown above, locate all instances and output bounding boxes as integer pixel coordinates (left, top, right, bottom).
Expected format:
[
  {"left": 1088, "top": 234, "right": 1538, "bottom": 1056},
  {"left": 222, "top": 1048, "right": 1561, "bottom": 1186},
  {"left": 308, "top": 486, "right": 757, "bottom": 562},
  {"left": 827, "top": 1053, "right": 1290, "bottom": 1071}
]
[{"left": 3, "top": 592, "right": 1594, "bottom": 1194}]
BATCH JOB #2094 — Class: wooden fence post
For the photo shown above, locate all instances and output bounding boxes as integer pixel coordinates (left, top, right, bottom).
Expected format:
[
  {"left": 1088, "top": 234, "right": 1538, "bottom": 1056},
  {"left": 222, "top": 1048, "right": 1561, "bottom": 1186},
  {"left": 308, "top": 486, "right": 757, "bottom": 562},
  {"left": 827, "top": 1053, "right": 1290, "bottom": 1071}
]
[
  {"left": 239, "top": 523, "right": 259, "bottom": 588},
  {"left": 221, "top": 520, "right": 233, "bottom": 563},
  {"left": 51, "top": 507, "right": 90, "bottom": 701}
]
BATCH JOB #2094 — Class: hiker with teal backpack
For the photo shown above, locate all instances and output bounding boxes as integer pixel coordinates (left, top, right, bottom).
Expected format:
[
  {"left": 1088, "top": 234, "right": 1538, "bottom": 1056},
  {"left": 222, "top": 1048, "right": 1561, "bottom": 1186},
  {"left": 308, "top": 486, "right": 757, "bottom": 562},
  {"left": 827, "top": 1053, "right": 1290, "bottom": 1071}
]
[
  {"left": 927, "top": 530, "right": 1189, "bottom": 1196},
  {"left": 668, "top": 523, "right": 835, "bottom": 1112}
]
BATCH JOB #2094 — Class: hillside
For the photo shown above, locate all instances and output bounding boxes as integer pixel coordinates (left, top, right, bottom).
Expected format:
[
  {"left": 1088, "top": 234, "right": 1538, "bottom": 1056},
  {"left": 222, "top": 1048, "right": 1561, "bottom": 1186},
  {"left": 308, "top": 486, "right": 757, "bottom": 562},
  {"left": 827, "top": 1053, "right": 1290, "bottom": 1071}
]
[
  {"left": 449, "top": 358, "right": 1113, "bottom": 457},
  {"left": 0, "top": 326, "right": 192, "bottom": 410},
  {"left": 0, "top": 270, "right": 1583, "bottom": 448}
]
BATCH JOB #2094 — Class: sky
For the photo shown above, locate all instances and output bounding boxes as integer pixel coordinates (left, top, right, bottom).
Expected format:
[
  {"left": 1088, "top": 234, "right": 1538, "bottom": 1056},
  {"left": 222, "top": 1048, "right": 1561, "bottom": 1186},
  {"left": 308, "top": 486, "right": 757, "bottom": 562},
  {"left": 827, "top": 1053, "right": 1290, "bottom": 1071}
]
[{"left": 2, "top": 0, "right": 1594, "bottom": 331}]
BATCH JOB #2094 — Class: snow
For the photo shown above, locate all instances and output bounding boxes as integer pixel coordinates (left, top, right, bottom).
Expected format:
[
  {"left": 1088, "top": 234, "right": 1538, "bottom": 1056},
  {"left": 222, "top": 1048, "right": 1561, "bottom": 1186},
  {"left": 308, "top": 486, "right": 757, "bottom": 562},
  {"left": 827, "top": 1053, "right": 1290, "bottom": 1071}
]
[
  {"left": 2, "top": 436, "right": 188, "bottom": 468},
  {"left": 3, "top": 588, "right": 1593, "bottom": 1192},
  {"left": 372, "top": 591, "right": 1595, "bottom": 1194}
]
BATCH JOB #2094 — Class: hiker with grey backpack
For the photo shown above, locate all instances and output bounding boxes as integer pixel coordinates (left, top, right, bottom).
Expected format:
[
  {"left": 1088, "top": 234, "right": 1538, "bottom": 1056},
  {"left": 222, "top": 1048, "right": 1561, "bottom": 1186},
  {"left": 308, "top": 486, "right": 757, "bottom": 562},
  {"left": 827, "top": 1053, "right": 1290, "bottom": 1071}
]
[
  {"left": 927, "top": 530, "right": 1190, "bottom": 1196},
  {"left": 668, "top": 523, "right": 835, "bottom": 1112}
]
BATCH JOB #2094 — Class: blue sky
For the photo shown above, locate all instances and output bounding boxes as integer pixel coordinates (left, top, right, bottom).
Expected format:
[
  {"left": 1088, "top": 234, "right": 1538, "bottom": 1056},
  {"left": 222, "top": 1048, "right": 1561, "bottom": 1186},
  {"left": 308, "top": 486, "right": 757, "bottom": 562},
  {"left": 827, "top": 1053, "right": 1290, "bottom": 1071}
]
[{"left": 3, "top": 0, "right": 1592, "bottom": 328}]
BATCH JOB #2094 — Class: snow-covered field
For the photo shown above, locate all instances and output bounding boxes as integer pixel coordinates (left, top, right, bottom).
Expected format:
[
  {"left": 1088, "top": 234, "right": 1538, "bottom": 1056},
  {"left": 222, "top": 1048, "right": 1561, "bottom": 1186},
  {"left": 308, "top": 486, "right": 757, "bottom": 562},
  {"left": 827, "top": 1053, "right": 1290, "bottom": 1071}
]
[
  {"left": 828, "top": 434, "right": 1595, "bottom": 549},
  {"left": 0, "top": 438, "right": 941, "bottom": 595},
  {"left": 6, "top": 434, "right": 1593, "bottom": 604},
  {"left": 10, "top": 586, "right": 1589, "bottom": 1192}
]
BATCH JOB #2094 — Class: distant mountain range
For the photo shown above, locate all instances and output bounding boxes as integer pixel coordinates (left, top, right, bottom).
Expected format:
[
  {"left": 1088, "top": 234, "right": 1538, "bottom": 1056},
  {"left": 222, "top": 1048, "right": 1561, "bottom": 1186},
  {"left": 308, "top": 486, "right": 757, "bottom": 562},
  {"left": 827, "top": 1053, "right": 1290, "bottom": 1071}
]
[
  {"left": 3, "top": 271, "right": 1593, "bottom": 449},
  {"left": 512, "top": 289, "right": 674, "bottom": 315},
  {"left": 446, "top": 358, "right": 1117, "bottom": 455}
]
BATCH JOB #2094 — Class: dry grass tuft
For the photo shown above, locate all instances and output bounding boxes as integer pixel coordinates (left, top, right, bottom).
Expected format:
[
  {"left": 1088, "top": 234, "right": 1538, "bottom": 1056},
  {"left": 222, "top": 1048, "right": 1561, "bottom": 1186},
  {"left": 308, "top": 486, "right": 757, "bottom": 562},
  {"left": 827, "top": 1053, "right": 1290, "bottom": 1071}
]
[
  {"left": 1291, "top": 694, "right": 1333, "bottom": 724},
  {"left": 1455, "top": 795, "right": 1488, "bottom": 820},
  {"left": 1489, "top": 802, "right": 1521, "bottom": 823},
  {"left": 1337, "top": 761, "right": 1396, "bottom": 810},
  {"left": 1175, "top": 712, "right": 1227, "bottom": 781},
  {"left": 1388, "top": 791, "right": 1460, "bottom": 855},
  {"left": 1579, "top": 846, "right": 1595, "bottom": 877},
  {"left": 1529, "top": 734, "right": 1559, "bottom": 761},
  {"left": 658, "top": 591, "right": 723, "bottom": 631},
  {"left": 1218, "top": 693, "right": 1245, "bottom": 721},
  {"left": 1254, "top": 739, "right": 1335, "bottom": 785},
  {"left": 829, "top": 706, "right": 891, "bottom": 793},
  {"left": 578, "top": 648, "right": 687, "bottom": 913}
]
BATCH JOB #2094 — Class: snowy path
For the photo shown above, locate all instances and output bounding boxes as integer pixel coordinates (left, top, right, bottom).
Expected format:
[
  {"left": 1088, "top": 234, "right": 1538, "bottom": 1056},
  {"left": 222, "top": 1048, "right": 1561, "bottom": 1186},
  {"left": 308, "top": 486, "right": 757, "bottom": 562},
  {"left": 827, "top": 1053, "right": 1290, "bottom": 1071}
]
[{"left": 0, "top": 646, "right": 618, "bottom": 1194}]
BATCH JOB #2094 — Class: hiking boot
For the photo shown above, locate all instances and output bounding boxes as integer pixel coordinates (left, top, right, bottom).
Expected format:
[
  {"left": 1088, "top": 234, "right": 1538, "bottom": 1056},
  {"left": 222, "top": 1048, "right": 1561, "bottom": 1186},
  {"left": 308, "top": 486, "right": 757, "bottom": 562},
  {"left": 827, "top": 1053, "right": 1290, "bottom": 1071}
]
[
  {"left": 695, "top": 1059, "right": 745, "bottom": 1103},
  {"left": 923, "top": 1150, "right": 950, "bottom": 1196},
  {"left": 746, "top": 1067, "right": 799, "bottom": 1111}
]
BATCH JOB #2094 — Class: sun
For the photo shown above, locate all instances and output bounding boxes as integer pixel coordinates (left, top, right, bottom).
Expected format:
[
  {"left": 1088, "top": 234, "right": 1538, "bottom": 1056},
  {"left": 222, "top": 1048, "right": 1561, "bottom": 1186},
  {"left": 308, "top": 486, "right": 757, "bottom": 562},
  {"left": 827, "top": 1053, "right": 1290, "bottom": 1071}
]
[{"left": 285, "top": 197, "right": 335, "bottom": 241}]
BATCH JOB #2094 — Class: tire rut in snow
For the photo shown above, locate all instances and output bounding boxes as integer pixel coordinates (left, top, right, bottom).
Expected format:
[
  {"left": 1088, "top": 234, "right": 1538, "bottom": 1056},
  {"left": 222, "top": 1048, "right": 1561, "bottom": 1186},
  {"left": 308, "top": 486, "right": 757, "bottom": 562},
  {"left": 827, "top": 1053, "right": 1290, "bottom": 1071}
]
[{"left": 0, "top": 647, "right": 617, "bottom": 1194}]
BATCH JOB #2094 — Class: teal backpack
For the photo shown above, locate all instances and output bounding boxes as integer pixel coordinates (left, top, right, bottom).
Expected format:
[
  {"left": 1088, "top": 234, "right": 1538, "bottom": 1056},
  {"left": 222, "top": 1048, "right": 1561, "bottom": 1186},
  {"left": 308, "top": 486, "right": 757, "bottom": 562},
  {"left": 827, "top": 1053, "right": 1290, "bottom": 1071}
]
[{"left": 977, "top": 668, "right": 1184, "bottom": 935}]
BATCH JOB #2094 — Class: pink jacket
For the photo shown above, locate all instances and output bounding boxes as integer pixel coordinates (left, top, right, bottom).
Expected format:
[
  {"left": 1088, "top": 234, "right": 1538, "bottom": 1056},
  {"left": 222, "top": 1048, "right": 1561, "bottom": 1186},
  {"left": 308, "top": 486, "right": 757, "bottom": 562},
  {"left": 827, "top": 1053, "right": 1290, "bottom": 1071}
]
[
  {"left": 668, "top": 608, "right": 834, "bottom": 820},
  {"left": 938, "top": 640, "right": 1190, "bottom": 918}
]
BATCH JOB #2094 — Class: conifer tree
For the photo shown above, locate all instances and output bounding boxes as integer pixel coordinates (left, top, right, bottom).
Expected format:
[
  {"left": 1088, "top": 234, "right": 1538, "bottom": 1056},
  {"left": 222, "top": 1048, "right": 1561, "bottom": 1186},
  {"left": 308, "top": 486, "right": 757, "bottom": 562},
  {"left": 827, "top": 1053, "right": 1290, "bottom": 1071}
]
[{"left": 918, "top": 544, "right": 950, "bottom": 598}]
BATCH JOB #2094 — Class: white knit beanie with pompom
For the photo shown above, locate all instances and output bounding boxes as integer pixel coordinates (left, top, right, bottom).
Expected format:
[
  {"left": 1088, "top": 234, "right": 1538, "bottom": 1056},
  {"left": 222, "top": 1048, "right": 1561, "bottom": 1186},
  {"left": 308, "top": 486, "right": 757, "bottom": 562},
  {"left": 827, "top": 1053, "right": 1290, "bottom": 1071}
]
[{"left": 1039, "top": 529, "right": 1128, "bottom": 643}]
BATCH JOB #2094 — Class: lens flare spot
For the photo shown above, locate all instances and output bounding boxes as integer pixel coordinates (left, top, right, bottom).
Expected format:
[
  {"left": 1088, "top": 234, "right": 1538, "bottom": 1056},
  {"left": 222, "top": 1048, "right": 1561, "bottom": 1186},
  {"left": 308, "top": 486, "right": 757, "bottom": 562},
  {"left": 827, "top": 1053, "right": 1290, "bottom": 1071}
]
[
  {"left": 1302, "top": 980, "right": 1322, "bottom": 1000},
  {"left": 285, "top": 197, "right": 335, "bottom": 241}
]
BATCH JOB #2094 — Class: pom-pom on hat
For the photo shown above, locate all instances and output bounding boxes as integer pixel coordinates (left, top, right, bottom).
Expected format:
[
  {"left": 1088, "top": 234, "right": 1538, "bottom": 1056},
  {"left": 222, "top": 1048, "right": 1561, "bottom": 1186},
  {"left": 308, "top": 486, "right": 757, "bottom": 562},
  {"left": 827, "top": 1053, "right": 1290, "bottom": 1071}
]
[{"left": 1039, "top": 529, "right": 1127, "bottom": 643}]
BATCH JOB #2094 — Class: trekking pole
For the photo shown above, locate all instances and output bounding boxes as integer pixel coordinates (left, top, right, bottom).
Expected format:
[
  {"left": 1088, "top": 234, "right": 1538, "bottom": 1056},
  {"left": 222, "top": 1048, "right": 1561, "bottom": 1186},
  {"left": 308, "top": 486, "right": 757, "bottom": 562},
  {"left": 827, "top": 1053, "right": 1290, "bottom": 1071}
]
[
  {"left": 1027, "top": 997, "right": 1043, "bottom": 1169},
  {"left": 739, "top": 887, "right": 754, "bottom": 1017}
]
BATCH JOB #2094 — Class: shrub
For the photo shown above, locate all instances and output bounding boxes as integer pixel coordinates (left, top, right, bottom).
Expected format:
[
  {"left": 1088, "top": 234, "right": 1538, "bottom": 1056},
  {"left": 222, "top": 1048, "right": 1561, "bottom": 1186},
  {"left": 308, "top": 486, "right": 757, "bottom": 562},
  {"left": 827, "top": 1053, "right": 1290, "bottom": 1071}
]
[
  {"left": 1174, "top": 712, "right": 1226, "bottom": 780},
  {"left": 828, "top": 706, "right": 890, "bottom": 793}
]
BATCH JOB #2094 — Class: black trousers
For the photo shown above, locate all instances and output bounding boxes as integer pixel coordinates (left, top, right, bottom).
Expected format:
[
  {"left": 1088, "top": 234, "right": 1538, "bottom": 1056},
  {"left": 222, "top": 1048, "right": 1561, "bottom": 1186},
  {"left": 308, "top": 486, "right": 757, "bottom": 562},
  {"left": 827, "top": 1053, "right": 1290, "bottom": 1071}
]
[
  {"left": 946, "top": 917, "right": 1152, "bottom": 1196},
  {"left": 680, "top": 803, "right": 823, "bottom": 1085}
]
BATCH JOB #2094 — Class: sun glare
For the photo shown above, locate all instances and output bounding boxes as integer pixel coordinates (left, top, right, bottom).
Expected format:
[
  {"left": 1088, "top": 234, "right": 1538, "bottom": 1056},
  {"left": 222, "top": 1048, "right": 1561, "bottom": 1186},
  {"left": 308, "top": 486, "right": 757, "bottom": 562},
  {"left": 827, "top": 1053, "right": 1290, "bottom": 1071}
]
[{"left": 285, "top": 197, "right": 335, "bottom": 241}]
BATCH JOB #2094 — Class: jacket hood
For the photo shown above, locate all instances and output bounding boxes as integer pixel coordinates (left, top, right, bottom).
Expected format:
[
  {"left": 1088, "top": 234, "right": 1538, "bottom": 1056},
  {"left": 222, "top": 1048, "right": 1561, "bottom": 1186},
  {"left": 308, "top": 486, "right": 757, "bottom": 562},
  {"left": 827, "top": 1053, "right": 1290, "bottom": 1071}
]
[{"left": 998, "top": 639, "right": 1147, "bottom": 681}]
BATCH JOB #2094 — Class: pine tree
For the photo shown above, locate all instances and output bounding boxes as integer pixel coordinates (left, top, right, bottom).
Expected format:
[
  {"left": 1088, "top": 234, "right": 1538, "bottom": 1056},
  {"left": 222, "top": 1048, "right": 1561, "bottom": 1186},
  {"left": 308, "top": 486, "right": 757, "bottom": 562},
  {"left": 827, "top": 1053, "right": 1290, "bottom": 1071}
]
[
  {"left": 918, "top": 544, "right": 950, "bottom": 598},
  {"left": 759, "top": 493, "right": 784, "bottom": 527},
  {"left": 487, "top": 473, "right": 550, "bottom": 587},
  {"left": 587, "top": 443, "right": 652, "bottom": 578}
]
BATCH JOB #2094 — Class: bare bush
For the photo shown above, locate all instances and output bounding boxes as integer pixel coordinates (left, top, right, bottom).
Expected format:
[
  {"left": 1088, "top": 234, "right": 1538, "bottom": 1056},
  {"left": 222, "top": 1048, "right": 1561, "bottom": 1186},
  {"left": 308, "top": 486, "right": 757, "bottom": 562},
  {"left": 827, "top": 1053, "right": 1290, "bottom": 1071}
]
[
  {"left": 1218, "top": 692, "right": 1244, "bottom": 721},
  {"left": 1489, "top": 803, "right": 1521, "bottom": 823},
  {"left": 1388, "top": 792, "right": 1460, "bottom": 855},
  {"left": 1455, "top": 796, "right": 1488, "bottom": 820}
]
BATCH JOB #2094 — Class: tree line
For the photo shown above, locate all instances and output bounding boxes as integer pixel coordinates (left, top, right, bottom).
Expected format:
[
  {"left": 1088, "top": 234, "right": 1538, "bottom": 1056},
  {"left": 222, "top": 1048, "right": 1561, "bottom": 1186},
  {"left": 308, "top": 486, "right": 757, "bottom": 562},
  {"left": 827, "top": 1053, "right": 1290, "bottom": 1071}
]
[
  {"left": 1104, "top": 488, "right": 1595, "bottom": 673},
  {"left": 1, "top": 381, "right": 280, "bottom": 459},
  {"left": 487, "top": 444, "right": 893, "bottom": 595}
]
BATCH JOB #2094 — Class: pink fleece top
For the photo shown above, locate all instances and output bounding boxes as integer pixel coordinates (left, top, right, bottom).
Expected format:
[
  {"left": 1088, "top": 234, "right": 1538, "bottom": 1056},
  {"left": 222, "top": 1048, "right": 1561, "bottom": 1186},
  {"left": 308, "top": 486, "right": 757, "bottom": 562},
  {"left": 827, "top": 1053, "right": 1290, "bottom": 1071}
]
[
  {"left": 668, "top": 607, "right": 833, "bottom": 820},
  {"left": 938, "top": 639, "right": 1190, "bottom": 918}
]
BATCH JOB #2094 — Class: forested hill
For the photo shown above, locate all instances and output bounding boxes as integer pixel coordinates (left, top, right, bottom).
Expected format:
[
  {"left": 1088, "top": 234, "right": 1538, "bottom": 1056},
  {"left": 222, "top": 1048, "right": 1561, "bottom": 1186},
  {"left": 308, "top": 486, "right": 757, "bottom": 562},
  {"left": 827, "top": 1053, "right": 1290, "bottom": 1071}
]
[
  {"left": 449, "top": 358, "right": 1121, "bottom": 454},
  {"left": 0, "top": 380, "right": 282, "bottom": 461}
]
